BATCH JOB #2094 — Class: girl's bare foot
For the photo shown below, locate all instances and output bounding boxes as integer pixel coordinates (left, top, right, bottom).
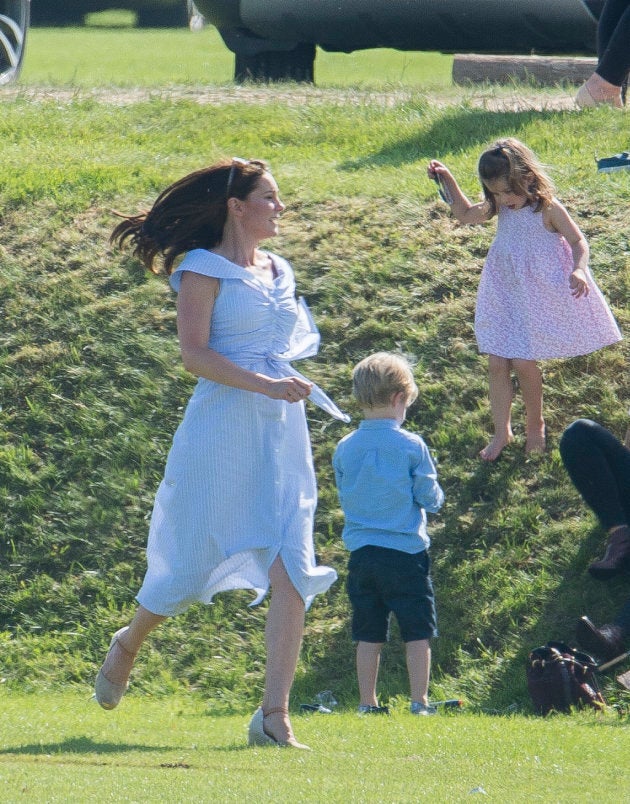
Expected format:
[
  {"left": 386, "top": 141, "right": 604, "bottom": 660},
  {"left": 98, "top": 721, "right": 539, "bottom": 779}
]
[
  {"left": 479, "top": 434, "right": 513, "bottom": 461},
  {"left": 525, "top": 427, "right": 546, "bottom": 455}
]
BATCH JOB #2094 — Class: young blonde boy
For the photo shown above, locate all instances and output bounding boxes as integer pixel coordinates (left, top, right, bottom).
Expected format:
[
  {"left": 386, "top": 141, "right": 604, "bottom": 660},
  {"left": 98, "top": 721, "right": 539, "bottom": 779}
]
[{"left": 333, "top": 353, "right": 444, "bottom": 714}]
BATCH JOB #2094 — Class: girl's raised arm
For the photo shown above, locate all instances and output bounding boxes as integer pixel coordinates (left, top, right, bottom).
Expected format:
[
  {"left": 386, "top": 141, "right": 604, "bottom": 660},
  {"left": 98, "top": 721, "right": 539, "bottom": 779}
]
[{"left": 427, "top": 160, "right": 492, "bottom": 225}]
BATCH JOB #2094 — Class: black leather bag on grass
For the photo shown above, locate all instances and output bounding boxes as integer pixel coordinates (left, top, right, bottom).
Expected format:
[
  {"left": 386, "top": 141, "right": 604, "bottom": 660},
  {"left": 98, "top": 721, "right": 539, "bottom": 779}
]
[{"left": 526, "top": 641, "right": 606, "bottom": 715}]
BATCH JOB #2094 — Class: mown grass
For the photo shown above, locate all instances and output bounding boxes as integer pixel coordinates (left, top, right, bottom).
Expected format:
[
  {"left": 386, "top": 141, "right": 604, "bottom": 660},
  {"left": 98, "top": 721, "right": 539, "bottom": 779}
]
[
  {"left": 1, "top": 31, "right": 630, "bottom": 725},
  {"left": 0, "top": 691, "right": 628, "bottom": 802},
  {"left": 22, "top": 24, "right": 453, "bottom": 89}
]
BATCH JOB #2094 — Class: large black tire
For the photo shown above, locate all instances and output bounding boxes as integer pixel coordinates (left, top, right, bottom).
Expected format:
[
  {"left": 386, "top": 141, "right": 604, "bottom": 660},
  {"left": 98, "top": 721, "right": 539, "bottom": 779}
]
[
  {"left": 234, "top": 42, "right": 315, "bottom": 83},
  {"left": 0, "top": 0, "right": 29, "bottom": 85}
]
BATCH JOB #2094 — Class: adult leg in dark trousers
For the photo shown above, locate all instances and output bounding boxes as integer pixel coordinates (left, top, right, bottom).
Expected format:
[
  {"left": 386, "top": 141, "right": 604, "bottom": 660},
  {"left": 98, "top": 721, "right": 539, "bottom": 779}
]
[
  {"left": 560, "top": 418, "right": 630, "bottom": 660},
  {"left": 576, "top": 0, "right": 630, "bottom": 106},
  {"left": 598, "top": 0, "right": 630, "bottom": 90},
  {"left": 560, "top": 419, "right": 630, "bottom": 578}
]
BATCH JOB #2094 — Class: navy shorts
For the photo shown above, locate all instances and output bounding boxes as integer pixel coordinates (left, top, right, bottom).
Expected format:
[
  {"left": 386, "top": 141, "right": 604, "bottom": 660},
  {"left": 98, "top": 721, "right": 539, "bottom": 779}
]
[{"left": 347, "top": 545, "right": 437, "bottom": 643}]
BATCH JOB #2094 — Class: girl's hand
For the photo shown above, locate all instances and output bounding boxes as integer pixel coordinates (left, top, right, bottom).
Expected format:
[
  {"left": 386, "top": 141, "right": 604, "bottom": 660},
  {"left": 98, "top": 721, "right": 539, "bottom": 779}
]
[
  {"left": 427, "top": 159, "right": 450, "bottom": 180},
  {"left": 427, "top": 161, "right": 489, "bottom": 224},
  {"left": 569, "top": 268, "right": 589, "bottom": 298},
  {"left": 265, "top": 376, "right": 313, "bottom": 403},
  {"left": 428, "top": 160, "right": 456, "bottom": 205}
]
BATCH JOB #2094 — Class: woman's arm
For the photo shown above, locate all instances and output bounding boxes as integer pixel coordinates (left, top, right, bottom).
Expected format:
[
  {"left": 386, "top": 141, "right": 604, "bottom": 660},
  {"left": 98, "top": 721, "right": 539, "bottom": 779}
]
[
  {"left": 427, "top": 160, "right": 492, "bottom": 225},
  {"left": 176, "top": 271, "right": 312, "bottom": 401}
]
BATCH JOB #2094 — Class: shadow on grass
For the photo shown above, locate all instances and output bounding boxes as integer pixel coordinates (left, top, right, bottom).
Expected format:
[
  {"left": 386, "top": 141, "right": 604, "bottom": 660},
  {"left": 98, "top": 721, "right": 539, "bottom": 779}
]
[
  {"left": 337, "top": 108, "right": 565, "bottom": 170},
  {"left": 477, "top": 524, "right": 630, "bottom": 711},
  {"left": 394, "top": 433, "right": 630, "bottom": 711},
  {"left": 0, "top": 736, "right": 173, "bottom": 756}
]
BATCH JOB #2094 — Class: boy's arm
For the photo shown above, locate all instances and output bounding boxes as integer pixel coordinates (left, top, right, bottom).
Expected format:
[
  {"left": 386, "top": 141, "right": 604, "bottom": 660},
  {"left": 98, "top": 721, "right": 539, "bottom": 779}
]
[
  {"left": 332, "top": 447, "right": 344, "bottom": 497},
  {"left": 411, "top": 444, "right": 444, "bottom": 513}
]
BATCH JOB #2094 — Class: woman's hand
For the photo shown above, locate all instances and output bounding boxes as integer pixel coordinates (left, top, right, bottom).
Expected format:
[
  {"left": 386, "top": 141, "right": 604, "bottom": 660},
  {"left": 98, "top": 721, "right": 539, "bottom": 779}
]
[
  {"left": 569, "top": 268, "right": 590, "bottom": 298},
  {"left": 264, "top": 376, "right": 313, "bottom": 403}
]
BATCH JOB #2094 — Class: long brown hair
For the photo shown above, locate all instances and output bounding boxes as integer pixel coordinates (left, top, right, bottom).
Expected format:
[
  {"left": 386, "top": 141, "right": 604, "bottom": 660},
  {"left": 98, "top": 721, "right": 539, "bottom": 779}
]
[
  {"left": 110, "top": 159, "right": 268, "bottom": 275},
  {"left": 477, "top": 138, "right": 555, "bottom": 217}
]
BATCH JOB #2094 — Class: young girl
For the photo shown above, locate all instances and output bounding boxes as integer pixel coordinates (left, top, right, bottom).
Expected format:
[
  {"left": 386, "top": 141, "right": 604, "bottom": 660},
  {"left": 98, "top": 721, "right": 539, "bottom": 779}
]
[{"left": 428, "top": 138, "right": 622, "bottom": 461}]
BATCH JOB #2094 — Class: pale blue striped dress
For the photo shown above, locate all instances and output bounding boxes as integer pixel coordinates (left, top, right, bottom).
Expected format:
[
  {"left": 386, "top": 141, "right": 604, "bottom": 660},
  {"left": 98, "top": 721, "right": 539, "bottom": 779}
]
[{"left": 136, "top": 250, "right": 349, "bottom": 616}]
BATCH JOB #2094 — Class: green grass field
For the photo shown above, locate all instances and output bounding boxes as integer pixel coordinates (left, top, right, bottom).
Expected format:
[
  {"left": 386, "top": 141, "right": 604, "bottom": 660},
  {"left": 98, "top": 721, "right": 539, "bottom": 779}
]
[
  {"left": 21, "top": 24, "right": 453, "bottom": 89},
  {"left": 0, "top": 691, "right": 628, "bottom": 802},
  {"left": 1, "top": 23, "right": 630, "bottom": 801}
]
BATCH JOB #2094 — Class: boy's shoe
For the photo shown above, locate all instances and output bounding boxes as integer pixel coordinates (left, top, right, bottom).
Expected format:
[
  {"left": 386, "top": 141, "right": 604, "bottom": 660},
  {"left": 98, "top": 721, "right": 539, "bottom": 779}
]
[
  {"left": 357, "top": 704, "right": 390, "bottom": 715},
  {"left": 596, "top": 152, "right": 630, "bottom": 173},
  {"left": 410, "top": 701, "right": 437, "bottom": 716}
]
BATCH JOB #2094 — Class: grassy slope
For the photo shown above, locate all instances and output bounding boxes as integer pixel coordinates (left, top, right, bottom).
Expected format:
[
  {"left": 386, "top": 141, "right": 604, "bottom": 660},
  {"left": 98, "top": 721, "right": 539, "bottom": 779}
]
[{"left": 1, "top": 33, "right": 629, "bottom": 712}]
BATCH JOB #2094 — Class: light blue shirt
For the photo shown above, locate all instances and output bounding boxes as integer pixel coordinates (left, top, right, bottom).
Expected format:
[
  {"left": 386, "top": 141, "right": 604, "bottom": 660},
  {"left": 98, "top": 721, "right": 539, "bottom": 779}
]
[{"left": 332, "top": 419, "right": 444, "bottom": 554}]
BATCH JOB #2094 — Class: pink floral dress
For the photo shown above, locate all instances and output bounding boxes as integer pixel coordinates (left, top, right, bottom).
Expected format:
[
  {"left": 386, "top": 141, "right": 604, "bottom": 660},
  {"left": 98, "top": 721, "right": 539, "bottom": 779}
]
[{"left": 474, "top": 203, "right": 622, "bottom": 360}]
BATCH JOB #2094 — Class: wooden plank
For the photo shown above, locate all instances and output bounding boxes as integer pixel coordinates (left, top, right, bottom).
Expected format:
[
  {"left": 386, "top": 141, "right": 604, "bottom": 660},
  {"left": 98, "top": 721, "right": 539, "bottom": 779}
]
[{"left": 452, "top": 54, "right": 597, "bottom": 86}]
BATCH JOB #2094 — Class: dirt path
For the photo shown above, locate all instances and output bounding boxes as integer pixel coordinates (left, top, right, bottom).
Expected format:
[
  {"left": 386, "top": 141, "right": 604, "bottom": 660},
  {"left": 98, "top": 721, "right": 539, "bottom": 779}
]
[{"left": 0, "top": 84, "right": 579, "bottom": 111}]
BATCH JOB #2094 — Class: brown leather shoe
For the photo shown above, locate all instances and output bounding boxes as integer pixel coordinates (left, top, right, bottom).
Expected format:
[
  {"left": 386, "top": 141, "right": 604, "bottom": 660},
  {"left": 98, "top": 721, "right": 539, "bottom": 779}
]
[
  {"left": 575, "top": 616, "right": 625, "bottom": 663},
  {"left": 588, "top": 525, "right": 630, "bottom": 580}
]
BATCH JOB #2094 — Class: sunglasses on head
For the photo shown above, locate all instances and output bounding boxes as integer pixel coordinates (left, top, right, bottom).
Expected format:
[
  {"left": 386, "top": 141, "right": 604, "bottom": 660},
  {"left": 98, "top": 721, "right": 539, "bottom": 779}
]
[{"left": 226, "top": 157, "right": 252, "bottom": 198}]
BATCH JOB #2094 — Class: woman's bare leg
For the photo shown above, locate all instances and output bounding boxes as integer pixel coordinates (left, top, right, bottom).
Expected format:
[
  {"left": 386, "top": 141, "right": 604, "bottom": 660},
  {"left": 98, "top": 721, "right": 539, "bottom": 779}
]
[
  {"left": 480, "top": 354, "right": 514, "bottom": 461},
  {"left": 261, "top": 555, "right": 306, "bottom": 744},
  {"left": 99, "top": 605, "right": 166, "bottom": 686}
]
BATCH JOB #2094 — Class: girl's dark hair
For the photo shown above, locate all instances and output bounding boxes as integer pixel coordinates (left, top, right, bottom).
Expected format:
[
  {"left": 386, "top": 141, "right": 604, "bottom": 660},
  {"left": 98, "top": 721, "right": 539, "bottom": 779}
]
[
  {"left": 110, "top": 159, "right": 268, "bottom": 275},
  {"left": 477, "top": 138, "right": 554, "bottom": 217}
]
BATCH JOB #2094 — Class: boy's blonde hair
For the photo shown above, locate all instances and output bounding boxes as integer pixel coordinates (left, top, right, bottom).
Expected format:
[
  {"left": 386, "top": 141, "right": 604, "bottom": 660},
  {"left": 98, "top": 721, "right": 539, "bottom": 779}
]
[{"left": 352, "top": 352, "right": 418, "bottom": 408}]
